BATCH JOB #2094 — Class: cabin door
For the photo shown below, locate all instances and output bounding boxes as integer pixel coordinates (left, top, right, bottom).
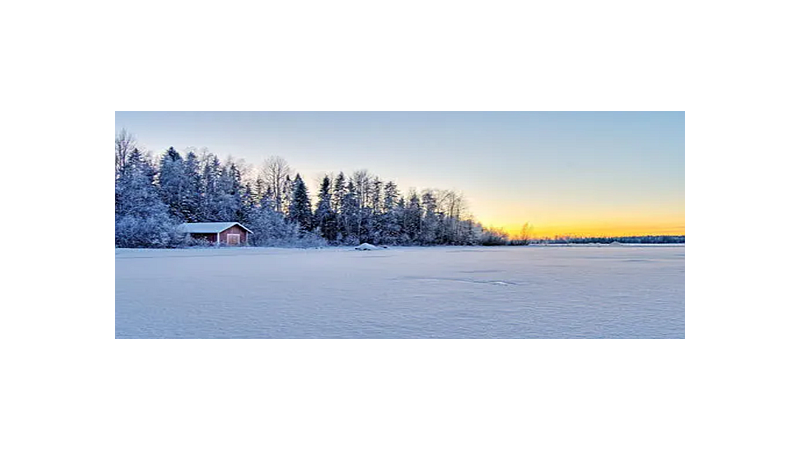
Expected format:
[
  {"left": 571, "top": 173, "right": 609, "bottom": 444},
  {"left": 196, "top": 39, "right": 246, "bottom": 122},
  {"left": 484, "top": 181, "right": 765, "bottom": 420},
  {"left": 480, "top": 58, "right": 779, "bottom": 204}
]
[{"left": 227, "top": 233, "right": 240, "bottom": 245}]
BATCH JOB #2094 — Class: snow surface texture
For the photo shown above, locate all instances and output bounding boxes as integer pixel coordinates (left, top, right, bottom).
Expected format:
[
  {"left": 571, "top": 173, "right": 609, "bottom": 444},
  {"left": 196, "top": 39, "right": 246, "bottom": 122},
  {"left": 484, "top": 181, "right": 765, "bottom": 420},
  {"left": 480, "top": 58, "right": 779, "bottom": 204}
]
[{"left": 115, "top": 246, "right": 685, "bottom": 338}]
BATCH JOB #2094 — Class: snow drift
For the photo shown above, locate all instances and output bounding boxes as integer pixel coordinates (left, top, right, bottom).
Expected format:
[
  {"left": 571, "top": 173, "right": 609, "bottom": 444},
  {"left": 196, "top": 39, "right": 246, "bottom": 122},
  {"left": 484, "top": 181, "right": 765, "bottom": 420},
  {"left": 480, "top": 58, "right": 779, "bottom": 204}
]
[{"left": 355, "top": 243, "right": 388, "bottom": 251}]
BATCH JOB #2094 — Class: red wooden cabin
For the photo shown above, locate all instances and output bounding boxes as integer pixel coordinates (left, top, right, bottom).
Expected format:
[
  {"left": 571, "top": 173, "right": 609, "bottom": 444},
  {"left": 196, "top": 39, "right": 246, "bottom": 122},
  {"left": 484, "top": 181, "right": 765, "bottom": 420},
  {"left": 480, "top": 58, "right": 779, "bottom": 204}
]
[{"left": 177, "top": 222, "right": 253, "bottom": 246}]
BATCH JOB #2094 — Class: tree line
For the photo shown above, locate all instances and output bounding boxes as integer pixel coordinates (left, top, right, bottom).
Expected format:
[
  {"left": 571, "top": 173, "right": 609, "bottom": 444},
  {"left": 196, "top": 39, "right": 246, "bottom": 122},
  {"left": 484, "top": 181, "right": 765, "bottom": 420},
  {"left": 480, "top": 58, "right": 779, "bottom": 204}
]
[
  {"left": 114, "top": 130, "right": 510, "bottom": 248},
  {"left": 528, "top": 235, "right": 685, "bottom": 245}
]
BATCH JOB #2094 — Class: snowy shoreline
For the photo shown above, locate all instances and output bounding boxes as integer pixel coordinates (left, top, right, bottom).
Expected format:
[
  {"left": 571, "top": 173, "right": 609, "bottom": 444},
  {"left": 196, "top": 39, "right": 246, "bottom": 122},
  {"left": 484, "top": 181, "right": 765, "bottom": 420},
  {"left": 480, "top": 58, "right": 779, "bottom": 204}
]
[
  {"left": 526, "top": 243, "right": 685, "bottom": 247},
  {"left": 115, "top": 242, "right": 685, "bottom": 256}
]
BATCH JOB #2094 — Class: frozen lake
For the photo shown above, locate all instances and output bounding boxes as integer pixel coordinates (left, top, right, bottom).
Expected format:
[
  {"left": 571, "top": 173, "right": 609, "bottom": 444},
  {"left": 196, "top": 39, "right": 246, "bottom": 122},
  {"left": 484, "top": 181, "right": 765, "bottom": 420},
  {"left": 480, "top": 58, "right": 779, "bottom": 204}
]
[{"left": 115, "top": 245, "right": 684, "bottom": 338}]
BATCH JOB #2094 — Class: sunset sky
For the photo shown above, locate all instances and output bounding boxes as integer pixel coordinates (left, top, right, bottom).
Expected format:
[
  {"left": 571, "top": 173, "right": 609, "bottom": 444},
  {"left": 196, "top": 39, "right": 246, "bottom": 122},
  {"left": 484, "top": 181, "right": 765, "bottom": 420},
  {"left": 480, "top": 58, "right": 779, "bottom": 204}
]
[{"left": 115, "top": 111, "right": 684, "bottom": 238}]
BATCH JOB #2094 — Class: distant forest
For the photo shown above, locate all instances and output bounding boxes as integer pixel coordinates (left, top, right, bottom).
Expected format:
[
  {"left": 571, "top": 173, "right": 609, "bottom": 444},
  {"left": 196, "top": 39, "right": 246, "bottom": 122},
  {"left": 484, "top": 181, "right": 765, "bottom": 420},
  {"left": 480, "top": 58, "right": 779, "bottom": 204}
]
[
  {"left": 531, "top": 235, "right": 685, "bottom": 245},
  {"left": 115, "top": 130, "right": 684, "bottom": 248}
]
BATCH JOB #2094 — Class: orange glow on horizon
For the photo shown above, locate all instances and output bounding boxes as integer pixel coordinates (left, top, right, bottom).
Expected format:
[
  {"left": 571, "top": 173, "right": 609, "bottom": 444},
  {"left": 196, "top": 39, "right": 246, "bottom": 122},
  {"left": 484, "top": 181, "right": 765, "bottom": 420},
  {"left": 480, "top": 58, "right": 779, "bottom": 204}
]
[
  {"left": 483, "top": 222, "right": 685, "bottom": 239},
  {"left": 471, "top": 198, "right": 684, "bottom": 239}
]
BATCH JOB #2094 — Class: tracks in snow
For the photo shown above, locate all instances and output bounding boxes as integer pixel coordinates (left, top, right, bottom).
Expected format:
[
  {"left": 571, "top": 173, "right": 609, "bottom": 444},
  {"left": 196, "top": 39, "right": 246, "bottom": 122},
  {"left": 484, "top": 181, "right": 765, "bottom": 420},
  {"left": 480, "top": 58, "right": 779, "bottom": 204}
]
[{"left": 396, "top": 276, "right": 524, "bottom": 286}]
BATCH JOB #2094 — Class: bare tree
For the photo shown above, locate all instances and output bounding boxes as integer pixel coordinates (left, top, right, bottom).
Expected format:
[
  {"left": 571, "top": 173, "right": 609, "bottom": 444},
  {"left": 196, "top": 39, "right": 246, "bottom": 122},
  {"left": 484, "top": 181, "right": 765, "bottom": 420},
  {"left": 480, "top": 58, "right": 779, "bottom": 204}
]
[
  {"left": 519, "top": 222, "right": 532, "bottom": 244},
  {"left": 260, "top": 156, "right": 292, "bottom": 212},
  {"left": 115, "top": 129, "right": 137, "bottom": 176},
  {"left": 350, "top": 169, "right": 372, "bottom": 207}
]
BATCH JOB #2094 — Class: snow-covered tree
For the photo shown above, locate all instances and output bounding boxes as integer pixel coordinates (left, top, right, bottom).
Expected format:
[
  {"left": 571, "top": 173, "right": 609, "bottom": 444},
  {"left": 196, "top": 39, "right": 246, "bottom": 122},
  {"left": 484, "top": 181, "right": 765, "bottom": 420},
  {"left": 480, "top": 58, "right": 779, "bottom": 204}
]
[
  {"left": 115, "top": 130, "right": 506, "bottom": 247},
  {"left": 379, "top": 181, "right": 401, "bottom": 244},
  {"left": 245, "top": 204, "right": 300, "bottom": 246},
  {"left": 253, "top": 177, "right": 267, "bottom": 207},
  {"left": 331, "top": 172, "right": 346, "bottom": 213},
  {"left": 420, "top": 189, "right": 440, "bottom": 245},
  {"left": 215, "top": 161, "right": 244, "bottom": 221},
  {"left": 314, "top": 175, "right": 337, "bottom": 242},
  {"left": 181, "top": 151, "right": 203, "bottom": 222},
  {"left": 157, "top": 147, "right": 189, "bottom": 221},
  {"left": 239, "top": 183, "right": 256, "bottom": 224},
  {"left": 403, "top": 190, "right": 422, "bottom": 243},
  {"left": 199, "top": 154, "right": 222, "bottom": 221},
  {"left": 340, "top": 180, "right": 359, "bottom": 244},
  {"left": 288, "top": 174, "right": 313, "bottom": 233},
  {"left": 115, "top": 148, "right": 175, "bottom": 247}
]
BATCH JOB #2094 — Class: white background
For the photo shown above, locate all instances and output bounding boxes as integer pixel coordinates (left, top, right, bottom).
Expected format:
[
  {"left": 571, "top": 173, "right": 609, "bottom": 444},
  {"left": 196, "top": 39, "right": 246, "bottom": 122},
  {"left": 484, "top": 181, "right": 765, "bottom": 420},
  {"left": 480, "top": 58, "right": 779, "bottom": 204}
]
[{"left": 3, "top": 0, "right": 798, "bottom": 449}]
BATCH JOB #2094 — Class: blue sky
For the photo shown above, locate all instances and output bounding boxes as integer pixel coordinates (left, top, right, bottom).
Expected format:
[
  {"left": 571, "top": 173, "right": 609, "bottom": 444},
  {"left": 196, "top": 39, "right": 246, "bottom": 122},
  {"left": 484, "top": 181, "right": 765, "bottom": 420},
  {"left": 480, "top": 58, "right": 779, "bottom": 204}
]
[{"left": 115, "top": 111, "right": 684, "bottom": 236}]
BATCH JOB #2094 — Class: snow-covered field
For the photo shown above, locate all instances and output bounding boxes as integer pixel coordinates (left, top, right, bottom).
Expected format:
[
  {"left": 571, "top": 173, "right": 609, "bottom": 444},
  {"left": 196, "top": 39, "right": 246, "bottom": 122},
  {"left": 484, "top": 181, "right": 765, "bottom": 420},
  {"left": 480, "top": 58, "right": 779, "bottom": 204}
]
[{"left": 115, "top": 245, "right": 684, "bottom": 338}]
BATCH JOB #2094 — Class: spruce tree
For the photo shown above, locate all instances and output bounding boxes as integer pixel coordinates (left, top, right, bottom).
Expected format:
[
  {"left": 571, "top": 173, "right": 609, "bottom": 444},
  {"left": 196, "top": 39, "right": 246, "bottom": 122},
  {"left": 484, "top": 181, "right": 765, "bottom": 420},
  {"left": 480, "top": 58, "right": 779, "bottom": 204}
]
[
  {"left": 157, "top": 147, "right": 188, "bottom": 221},
  {"left": 215, "top": 162, "right": 243, "bottom": 221},
  {"left": 253, "top": 177, "right": 267, "bottom": 208},
  {"left": 288, "top": 174, "right": 313, "bottom": 233},
  {"left": 182, "top": 151, "right": 202, "bottom": 222},
  {"left": 281, "top": 174, "right": 293, "bottom": 216},
  {"left": 405, "top": 191, "right": 422, "bottom": 244},
  {"left": 420, "top": 190, "right": 439, "bottom": 244},
  {"left": 380, "top": 181, "right": 400, "bottom": 244},
  {"left": 340, "top": 180, "right": 359, "bottom": 244},
  {"left": 331, "top": 172, "right": 347, "bottom": 241},
  {"left": 199, "top": 155, "right": 222, "bottom": 221},
  {"left": 239, "top": 183, "right": 255, "bottom": 224},
  {"left": 332, "top": 172, "right": 346, "bottom": 213},
  {"left": 314, "top": 175, "right": 337, "bottom": 242}
]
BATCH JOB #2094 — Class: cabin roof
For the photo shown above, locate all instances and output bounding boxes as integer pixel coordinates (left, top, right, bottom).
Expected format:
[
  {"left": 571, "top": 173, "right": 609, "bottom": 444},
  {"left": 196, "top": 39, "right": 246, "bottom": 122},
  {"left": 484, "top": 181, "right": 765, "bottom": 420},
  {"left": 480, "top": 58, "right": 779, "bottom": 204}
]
[{"left": 177, "top": 222, "right": 253, "bottom": 234}]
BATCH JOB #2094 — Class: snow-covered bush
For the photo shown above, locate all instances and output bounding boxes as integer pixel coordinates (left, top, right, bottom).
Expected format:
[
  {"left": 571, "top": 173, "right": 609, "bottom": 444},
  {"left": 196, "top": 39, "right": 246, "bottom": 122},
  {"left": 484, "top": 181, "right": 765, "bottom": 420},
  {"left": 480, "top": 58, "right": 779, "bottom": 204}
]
[
  {"left": 294, "top": 233, "right": 328, "bottom": 248},
  {"left": 478, "top": 227, "right": 509, "bottom": 246},
  {"left": 115, "top": 215, "right": 179, "bottom": 248},
  {"left": 244, "top": 205, "right": 326, "bottom": 248},
  {"left": 179, "top": 235, "right": 215, "bottom": 248}
]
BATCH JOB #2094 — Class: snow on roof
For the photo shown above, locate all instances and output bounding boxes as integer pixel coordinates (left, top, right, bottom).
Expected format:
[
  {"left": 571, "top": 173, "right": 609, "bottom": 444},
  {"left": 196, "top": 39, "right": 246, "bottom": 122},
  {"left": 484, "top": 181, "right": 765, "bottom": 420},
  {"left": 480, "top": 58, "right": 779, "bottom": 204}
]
[{"left": 177, "top": 222, "right": 253, "bottom": 234}]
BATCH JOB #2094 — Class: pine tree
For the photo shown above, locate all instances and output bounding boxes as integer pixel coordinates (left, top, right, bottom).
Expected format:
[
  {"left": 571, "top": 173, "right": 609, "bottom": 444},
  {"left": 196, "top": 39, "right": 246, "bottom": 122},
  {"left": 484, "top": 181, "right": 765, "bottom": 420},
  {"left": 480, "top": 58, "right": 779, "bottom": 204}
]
[
  {"left": 404, "top": 191, "right": 422, "bottom": 243},
  {"left": 281, "top": 174, "right": 293, "bottom": 216},
  {"left": 262, "top": 185, "right": 274, "bottom": 209},
  {"left": 420, "top": 190, "right": 439, "bottom": 245},
  {"left": 314, "top": 175, "right": 337, "bottom": 242},
  {"left": 182, "top": 151, "right": 202, "bottom": 222},
  {"left": 199, "top": 154, "right": 222, "bottom": 221},
  {"left": 215, "top": 162, "right": 244, "bottom": 221},
  {"left": 331, "top": 172, "right": 347, "bottom": 241},
  {"left": 383, "top": 181, "right": 398, "bottom": 212},
  {"left": 380, "top": 181, "right": 401, "bottom": 244},
  {"left": 332, "top": 172, "right": 346, "bottom": 213},
  {"left": 365, "top": 177, "right": 382, "bottom": 242},
  {"left": 350, "top": 170, "right": 371, "bottom": 242},
  {"left": 340, "top": 180, "right": 359, "bottom": 244},
  {"left": 253, "top": 177, "right": 267, "bottom": 208},
  {"left": 157, "top": 147, "right": 188, "bottom": 221},
  {"left": 239, "top": 183, "right": 255, "bottom": 224},
  {"left": 288, "top": 174, "right": 313, "bottom": 233}
]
